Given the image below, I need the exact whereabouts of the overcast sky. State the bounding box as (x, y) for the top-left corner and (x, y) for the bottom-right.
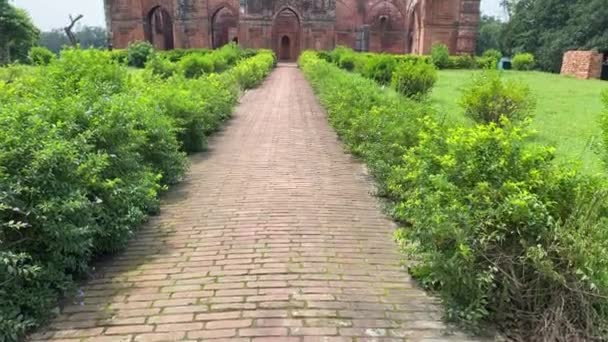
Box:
(12, 0), (505, 31)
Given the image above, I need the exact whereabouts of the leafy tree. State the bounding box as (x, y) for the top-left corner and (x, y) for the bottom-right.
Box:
(0, 0), (40, 64)
(40, 26), (107, 54)
(476, 16), (505, 56)
(503, 0), (608, 72)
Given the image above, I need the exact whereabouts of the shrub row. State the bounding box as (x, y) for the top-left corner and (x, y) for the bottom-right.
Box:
(123, 41), (252, 80)
(0, 48), (275, 341)
(321, 47), (437, 99)
(299, 51), (608, 341)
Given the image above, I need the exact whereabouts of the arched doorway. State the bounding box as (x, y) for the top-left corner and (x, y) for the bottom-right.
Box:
(147, 6), (174, 50)
(280, 35), (291, 60)
(273, 8), (300, 61)
(211, 6), (238, 49)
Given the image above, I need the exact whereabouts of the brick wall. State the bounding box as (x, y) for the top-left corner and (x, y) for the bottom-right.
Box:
(106, 0), (481, 55)
(560, 50), (603, 79)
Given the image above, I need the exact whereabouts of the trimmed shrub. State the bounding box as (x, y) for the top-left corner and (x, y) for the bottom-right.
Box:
(0, 64), (34, 83)
(159, 48), (211, 62)
(299, 51), (428, 191)
(210, 55), (228, 72)
(338, 53), (356, 71)
(317, 50), (332, 62)
(475, 56), (497, 70)
(0, 47), (275, 342)
(389, 121), (608, 339)
(447, 55), (478, 69)
(146, 55), (177, 78)
(431, 43), (450, 69)
(180, 54), (215, 78)
(215, 42), (241, 66)
(482, 49), (502, 64)
(391, 61), (437, 99)
(363, 54), (397, 85)
(459, 70), (535, 125)
(27, 47), (55, 66)
(302, 49), (608, 340)
(232, 50), (276, 90)
(126, 41), (155, 68)
(512, 52), (536, 71)
(108, 49), (128, 64)
(327, 46), (358, 71)
(396, 54), (432, 66)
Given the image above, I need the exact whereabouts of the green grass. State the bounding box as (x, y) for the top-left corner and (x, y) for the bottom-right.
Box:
(430, 69), (608, 174)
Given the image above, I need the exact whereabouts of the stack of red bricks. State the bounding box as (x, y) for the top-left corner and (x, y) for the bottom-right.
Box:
(560, 50), (603, 79)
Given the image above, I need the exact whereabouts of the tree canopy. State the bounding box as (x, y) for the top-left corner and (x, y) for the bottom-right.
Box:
(0, 0), (40, 64)
(40, 26), (107, 54)
(483, 0), (608, 72)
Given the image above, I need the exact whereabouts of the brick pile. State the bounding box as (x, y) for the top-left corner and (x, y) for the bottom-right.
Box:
(560, 50), (603, 79)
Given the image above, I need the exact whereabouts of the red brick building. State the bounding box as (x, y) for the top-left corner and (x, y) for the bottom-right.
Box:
(103, 0), (481, 59)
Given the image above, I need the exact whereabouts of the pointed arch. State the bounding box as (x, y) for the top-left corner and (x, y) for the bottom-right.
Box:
(211, 5), (239, 48)
(272, 7), (301, 60)
(146, 6), (174, 50)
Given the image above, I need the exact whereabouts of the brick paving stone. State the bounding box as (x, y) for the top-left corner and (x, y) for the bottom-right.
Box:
(28, 64), (482, 341)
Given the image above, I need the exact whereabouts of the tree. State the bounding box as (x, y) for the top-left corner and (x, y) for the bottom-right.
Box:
(40, 26), (107, 54)
(503, 0), (608, 72)
(475, 16), (506, 56)
(0, 0), (40, 64)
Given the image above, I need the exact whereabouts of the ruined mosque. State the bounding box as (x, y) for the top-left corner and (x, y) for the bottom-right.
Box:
(103, 0), (481, 60)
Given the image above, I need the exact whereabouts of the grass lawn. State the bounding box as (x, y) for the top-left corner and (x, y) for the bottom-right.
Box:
(430, 70), (608, 174)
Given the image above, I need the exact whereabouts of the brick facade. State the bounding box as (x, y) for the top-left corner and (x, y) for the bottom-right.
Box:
(104, 0), (481, 59)
(560, 50), (603, 80)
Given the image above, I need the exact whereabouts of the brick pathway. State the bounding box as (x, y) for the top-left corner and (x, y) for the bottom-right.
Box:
(31, 64), (476, 342)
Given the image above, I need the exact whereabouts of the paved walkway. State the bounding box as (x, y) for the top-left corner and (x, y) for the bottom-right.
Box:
(31, 64), (474, 342)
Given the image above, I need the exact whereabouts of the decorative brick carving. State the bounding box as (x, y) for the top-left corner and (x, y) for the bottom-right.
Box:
(104, 0), (480, 58)
(561, 50), (603, 80)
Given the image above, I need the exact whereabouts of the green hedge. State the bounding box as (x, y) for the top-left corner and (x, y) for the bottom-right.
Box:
(322, 46), (496, 76)
(0, 48), (275, 341)
(300, 51), (608, 340)
(298, 51), (428, 192)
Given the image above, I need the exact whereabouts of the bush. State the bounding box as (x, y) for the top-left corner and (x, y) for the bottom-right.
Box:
(299, 51), (428, 191)
(512, 52), (536, 71)
(391, 61), (437, 99)
(395, 54), (432, 66)
(328, 46), (357, 71)
(159, 48), (211, 62)
(108, 49), (128, 64)
(232, 50), (276, 90)
(317, 50), (332, 62)
(389, 121), (608, 339)
(475, 56), (497, 70)
(459, 70), (535, 125)
(447, 55), (478, 69)
(126, 41), (155, 68)
(482, 49), (502, 63)
(363, 54), (397, 85)
(27, 47), (55, 66)
(179, 54), (214, 78)
(431, 43), (450, 69)
(145, 55), (177, 78)
(215, 42), (241, 66)
(0, 47), (275, 341)
(338, 53), (356, 71)
(302, 49), (608, 340)
(0, 64), (34, 83)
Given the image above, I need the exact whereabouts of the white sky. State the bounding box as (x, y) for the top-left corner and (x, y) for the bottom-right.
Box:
(12, 0), (505, 31)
